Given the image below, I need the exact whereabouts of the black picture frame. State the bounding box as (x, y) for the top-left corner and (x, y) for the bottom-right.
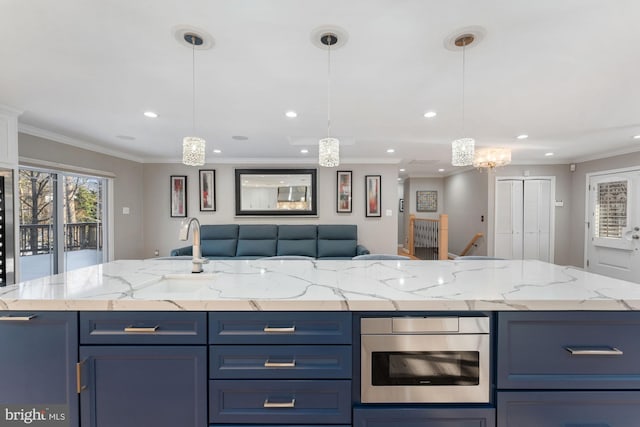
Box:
(170, 175), (187, 217)
(365, 175), (382, 217)
(337, 170), (353, 213)
(199, 169), (216, 211)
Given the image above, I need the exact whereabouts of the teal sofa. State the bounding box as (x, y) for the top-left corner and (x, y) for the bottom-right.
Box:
(170, 224), (369, 260)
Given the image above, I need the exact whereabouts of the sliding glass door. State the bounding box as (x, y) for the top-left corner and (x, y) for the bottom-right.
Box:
(19, 168), (108, 282)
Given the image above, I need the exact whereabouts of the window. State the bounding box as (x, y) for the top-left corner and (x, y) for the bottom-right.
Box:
(595, 180), (627, 239)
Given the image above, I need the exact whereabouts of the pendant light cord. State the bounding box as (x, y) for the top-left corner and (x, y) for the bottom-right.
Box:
(461, 39), (466, 137)
(327, 37), (332, 138)
(191, 35), (196, 134)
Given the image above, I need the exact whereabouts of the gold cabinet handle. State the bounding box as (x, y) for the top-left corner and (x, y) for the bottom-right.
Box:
(124, 325), (159, 333)
(565, 346), (623, 356)
(263, 326), (295, 333)
(264, 360), (296, 368)
(263, 398), (296, 408)
(0, 314), (37, 321)
(76, 360), (87, 394)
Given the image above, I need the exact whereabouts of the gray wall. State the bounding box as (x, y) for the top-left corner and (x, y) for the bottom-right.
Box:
(18, 133), (145, 260)
(569, 152), (640, 268)
(443, 170), (489, 256)
(142, 163), (399, 257)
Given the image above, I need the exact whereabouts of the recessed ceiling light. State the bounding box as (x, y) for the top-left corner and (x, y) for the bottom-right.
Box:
(399, 168), (406, 172)
(438, 168), (445, 172)
(386, 148), (395, 153)
(213, 149), (222, 154)
(300, 149), (309, 154)
(633, 135), (640, 140)
(516, 134), (528, 140)
(424, 111), (437, 118)
(285, 111), (298, 118)
(143, 111), (158, 118)
(545, 152), (554, 157)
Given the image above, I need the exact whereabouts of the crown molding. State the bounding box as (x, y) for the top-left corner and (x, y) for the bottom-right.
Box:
(141, 156), (403, 165)
(0, 104), (23, 117)
(571, 145), (640, 164)
(18, 124), (145, 163)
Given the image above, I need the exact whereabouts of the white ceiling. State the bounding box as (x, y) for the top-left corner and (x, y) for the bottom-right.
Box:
(1, 0), (640, 177)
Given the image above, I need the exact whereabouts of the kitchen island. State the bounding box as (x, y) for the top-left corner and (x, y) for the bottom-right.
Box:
(1, 258), (639, 311)
(2, 259), (640, 427)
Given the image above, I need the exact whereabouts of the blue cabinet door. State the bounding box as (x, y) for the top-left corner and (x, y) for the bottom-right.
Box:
(80, 346), (207, 427)
(353, 406), (495, 427)
(0, 311), (78, 427)
(498, 391), (640, 427)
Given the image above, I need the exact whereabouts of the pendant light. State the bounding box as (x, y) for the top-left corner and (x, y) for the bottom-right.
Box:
(318, 32), (339, 168)
(451, 34), (475, 167)
(182, 33), (206, 166)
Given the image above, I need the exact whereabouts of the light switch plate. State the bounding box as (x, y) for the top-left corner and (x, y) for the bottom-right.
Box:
(122, 207), (130, 215)
(385, 209), (393, 216)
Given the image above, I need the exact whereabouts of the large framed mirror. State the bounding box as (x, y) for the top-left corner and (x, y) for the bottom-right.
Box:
(235, 168), (317, 216)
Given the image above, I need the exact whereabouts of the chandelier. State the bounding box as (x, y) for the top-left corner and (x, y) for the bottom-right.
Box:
(473, 147), (512, 169)
(182, 33), (206, 166)
(318, 32), (339, 167)
(451, 34), (475, 167)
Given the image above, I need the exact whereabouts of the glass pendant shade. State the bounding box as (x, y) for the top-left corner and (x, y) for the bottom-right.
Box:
(451, 138), (475, 166)
(182, 136), (206, 166)
(473, 147), (511, 169)
(319, 137), (340, 167)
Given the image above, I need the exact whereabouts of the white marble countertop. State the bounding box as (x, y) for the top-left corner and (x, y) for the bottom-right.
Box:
(1, 258), (639, 311)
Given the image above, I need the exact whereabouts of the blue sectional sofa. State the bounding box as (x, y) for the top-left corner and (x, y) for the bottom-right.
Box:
(170, 224), (370, 260)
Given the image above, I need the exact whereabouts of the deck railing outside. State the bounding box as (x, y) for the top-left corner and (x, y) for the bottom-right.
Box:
(20, 222), (102, 256)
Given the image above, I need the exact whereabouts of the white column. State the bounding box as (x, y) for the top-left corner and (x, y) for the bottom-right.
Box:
(0, 104), (22, 167)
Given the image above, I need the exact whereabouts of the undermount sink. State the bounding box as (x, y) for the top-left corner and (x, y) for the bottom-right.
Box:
(135, 273), (217, 296)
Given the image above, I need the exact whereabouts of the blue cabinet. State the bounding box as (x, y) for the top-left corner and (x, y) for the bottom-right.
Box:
(498, 391), (640, 426)
(497, 311), (640, 389)
(209, 311), (352, 426)
(79, 312), (207, 427)
(353, 407), (495, 427)
(0, 311), (78, 427)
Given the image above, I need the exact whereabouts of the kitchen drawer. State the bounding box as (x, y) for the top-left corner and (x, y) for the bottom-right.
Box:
(497, 311), (640, 389)
(80, 311), (206, 344)
(354, 406), (495, 427)
(209, 379), (351, 424)
(497, 391), (640, 426)
(209, 312), (352, 344)
(210, 345), (352, 379)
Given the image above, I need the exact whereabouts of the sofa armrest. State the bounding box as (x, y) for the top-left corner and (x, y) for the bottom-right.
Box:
(356, 244), (370, 256)
(170, 246), (193, 256)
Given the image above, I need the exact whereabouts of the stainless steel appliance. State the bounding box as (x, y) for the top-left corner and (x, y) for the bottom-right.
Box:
(361, 316), (490, 403)
(0, 169), (15, 286)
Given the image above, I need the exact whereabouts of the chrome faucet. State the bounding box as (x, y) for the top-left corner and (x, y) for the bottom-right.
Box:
(179, 217), (209, 273)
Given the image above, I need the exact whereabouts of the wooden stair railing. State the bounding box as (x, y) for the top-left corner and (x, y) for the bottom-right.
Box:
(408, 214), (448, 260)
(459, 232), (484, 257)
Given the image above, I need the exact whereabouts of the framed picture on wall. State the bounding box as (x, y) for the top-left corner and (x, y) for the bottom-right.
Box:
(365, 175), (382, 217)
(416, 190), (437, 212)
(336, 170), (352, 213)
(170, 175), (187, 217)
(199, 169), (216, 211)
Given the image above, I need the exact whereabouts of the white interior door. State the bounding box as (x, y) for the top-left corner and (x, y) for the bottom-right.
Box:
(495, 180), (523, 259)
(523, 180), (551, 262)
(587, 170), (640, 282)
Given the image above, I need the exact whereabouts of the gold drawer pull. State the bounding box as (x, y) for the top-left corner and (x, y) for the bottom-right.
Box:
(0, 314), (37, 321)
(565, 346), (623, 356)
(263, 326), (296, 333)
(264, 360), (296, 368)
(76, 360), (87, 394)
(263, 398), (296, 408)
(124, 325), (159, 333)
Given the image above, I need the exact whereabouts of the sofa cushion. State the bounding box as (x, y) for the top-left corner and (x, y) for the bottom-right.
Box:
(317, 225), (357, 258)
(200, 225), (239, 257)
(236, 224), (278, 257)
(277, 225), (317, 257)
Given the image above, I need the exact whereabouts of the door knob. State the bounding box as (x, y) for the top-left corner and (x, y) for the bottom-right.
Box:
(634, 226), (640, 232)
(633, 235), (640, 240)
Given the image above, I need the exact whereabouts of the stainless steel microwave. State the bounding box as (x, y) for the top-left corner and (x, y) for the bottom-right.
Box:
(360, 316), (490, 403)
